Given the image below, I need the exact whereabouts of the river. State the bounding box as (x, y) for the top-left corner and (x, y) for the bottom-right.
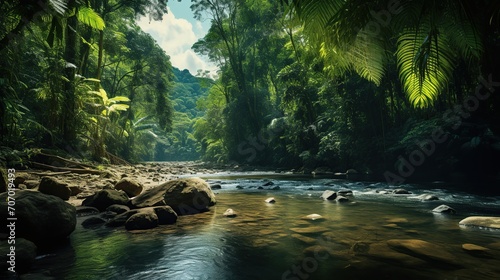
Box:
(29, 172), (500, 279)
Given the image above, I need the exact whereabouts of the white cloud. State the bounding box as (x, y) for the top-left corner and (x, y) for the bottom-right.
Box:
(137, 8), (217, 76)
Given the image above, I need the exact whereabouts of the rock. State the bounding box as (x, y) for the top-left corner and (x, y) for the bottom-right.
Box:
(82, 189), (129, 211)
(210, 184), (222, 190)
(271, 186), (280, 190)
(462, 243), (492, 257)
(338, 189), (353, 196)
(75, 206), (100, 216)
(265, 197), (276, 203)
(114, 178), (143, 197)
(304, 214), (323, 221)
(290, 226), (329, 234)
(392, 189), (411, 194)
(257, 186), (264, 190)
(107, 206), (177, 227)
(312, 167), (332, 175)
(130, 178), (216, 215)
(459, 216), (500, 230)
(153, 206), (177, 225)
(23, 180), (39, 189)
(0, 190), (76, 246)
(0, 238), (37, 272)
(321, 190), (337, 200)
(263, 181), (274, 186)
(81, 217), (106, 228)
(223, 208), (237, 217)
(69, 186), (83, 196)
(106, 204), (130, 214)
(125, 208), (158, 230)
(336, 195), (349, 202)
(100, 211), (118, 219)
(236, 185), (244, 189)
(413, 194), (439, 201)
(432, 205), (456, 214)
(386, 239), (462, 267)
(291, 234), (317, 244)
(38, 177), (72, 200)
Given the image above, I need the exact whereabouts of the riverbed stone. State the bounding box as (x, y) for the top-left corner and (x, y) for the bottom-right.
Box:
(106, 204), (130, 214)
(304, 214), (323, 221)
(38, 177), (72, 200)
(223, 208), (237, 217)
(114, 178), (143, 197)
(336, 195), (349, 202)
(338, 189), (353, 196)
(75, 206), (100, 216)
(82, 189), (129, 211)
(386, 239), (462, 267)
(210, 184), (222, 190)
(462, 243), (492, 258)
(125, 208), (158, 230)
(414, 194), (439, 201)
(321, 190), (337, 200)
(290, 226), (329, 234)
(81, 217), (106, 228)
(153, 206), (177, 224)
(265, 197), (276, 203)
(459, 216), (500, 230)
(0, 238), (37, 272)
(432, 205), (456, 214)
(0, 190), (76, 246)
(130, 177), (216, 215)
(392, 189), (411, 195)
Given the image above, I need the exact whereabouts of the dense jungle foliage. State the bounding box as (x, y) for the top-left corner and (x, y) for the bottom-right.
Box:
(1, 0), (500, 186)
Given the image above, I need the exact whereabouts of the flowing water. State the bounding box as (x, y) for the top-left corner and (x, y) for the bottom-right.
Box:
(28, 173), (500, 279)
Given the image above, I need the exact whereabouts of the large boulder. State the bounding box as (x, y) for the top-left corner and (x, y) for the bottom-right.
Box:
(114, 178), (143, 197)
(82, 189), (129, 211)
(0, 190), (76, 246)
(130, 177), (216, 215)
(38, 177), (72, 200)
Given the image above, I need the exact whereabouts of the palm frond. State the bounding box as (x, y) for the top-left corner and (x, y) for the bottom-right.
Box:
(77, 7), (105, 31)
(48, 0), (68, 15)
(348, 32), (386, 85)
(397, 25), (455, 108)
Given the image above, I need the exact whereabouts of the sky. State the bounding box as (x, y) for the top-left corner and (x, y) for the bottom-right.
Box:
(136, 1), (217, 76)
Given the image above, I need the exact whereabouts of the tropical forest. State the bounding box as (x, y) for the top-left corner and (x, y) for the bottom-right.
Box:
(1, 1), (500, 279)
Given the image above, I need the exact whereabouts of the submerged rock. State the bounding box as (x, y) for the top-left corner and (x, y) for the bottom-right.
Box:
(412, 194), (439, 201)
(432, 205), (456, 214)
(386, 239), (462, 267)
(459, 216), (500, 230)
(81, 217), (106, 228)
(210, 184), (222, 190)
(0, 190), (76, 246)
(107, 206), (177, 228)
(106, 204), (130, 214)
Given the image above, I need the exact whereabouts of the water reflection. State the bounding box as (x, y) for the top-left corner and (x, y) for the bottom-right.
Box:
(28, 176), (500, 279)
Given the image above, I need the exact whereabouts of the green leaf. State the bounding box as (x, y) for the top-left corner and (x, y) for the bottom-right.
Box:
(77, 7), (105, 31)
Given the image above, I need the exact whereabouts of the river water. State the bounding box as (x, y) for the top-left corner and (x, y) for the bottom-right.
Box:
(30, 173), (500, 279)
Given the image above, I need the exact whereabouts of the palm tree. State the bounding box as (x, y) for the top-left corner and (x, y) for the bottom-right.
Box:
(282, 0), (499, 108)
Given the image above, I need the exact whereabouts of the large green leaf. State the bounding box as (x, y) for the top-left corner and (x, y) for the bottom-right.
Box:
(77, 7), (105, 31)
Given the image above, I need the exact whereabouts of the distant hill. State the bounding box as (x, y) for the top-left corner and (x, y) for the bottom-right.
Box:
(155, 67), (211, 161)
